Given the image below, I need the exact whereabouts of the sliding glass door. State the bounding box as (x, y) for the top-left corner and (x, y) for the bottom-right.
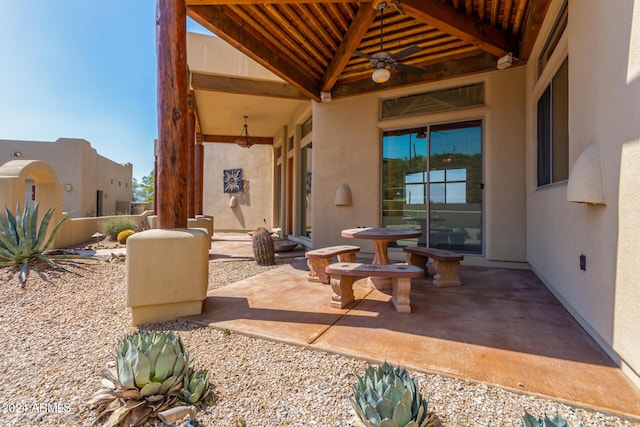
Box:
(382, 120), (482, 254)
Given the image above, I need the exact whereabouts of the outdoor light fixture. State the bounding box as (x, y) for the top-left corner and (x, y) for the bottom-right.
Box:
(416, 130), (427, 139)
(234, 115), (253, 148)
(497, 52), (513, 70)
(372, 67), (391, 83)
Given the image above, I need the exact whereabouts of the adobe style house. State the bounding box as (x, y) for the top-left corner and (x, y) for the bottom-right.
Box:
(151, 0), (640, 390)
(0, 138), (133, 217)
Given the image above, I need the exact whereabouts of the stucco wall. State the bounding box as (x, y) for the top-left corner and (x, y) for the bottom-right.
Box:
(202, 143), (273, 231)
(311, 69), (527, 263)
(525, 0), (640, 380)
(0, 138), (132, 217)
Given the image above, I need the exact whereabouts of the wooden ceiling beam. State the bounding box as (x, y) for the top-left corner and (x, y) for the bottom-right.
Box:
(331, 52), (498, 98)
(321, 2), (376, 92)
(397, 0), (518, 57)
(519, 0), (553, 60)
(188, 5), (321, 101)
(187, 0), (354, 4)
(202, 134), (274, 145)
(191, 72), (309, 99)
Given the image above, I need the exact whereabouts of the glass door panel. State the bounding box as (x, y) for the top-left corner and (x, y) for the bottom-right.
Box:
(428, 120), (482, 253)
(382, 120), (482, 254)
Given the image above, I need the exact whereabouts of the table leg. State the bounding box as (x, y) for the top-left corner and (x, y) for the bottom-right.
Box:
(370, 239), (392, 289)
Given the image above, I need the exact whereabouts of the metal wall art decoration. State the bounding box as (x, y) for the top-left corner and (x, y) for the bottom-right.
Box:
(223, 168), (243, 193)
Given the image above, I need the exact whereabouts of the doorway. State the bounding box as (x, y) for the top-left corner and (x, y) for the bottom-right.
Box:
(382, 120), (483, 254)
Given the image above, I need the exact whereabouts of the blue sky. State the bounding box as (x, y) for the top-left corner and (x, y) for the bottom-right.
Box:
(0, 1), (210, 181)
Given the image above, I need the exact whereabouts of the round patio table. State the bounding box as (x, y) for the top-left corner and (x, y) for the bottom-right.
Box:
(341, 227), (422, 288)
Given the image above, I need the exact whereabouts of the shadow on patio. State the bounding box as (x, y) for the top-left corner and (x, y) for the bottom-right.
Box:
(187, 234), (640, 420)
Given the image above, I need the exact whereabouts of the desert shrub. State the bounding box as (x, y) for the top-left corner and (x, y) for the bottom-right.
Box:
(117, 229), (135, 244)
(101, 217), (139, 240)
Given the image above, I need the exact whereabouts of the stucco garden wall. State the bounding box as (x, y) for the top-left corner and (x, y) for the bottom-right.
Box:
(311, 68), (527, 264)
(525, 0), (640, 384)
(0, 138), (132, 217)
(202, 143), (273, 231)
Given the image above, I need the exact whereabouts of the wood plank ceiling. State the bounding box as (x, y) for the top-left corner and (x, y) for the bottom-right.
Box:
(187, 0), (551, 102)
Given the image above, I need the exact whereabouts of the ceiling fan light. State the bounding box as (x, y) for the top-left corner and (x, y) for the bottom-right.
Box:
(372, 67), (391, 83)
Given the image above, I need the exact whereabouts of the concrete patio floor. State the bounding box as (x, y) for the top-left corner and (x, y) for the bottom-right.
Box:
(187, 233), (640, 420)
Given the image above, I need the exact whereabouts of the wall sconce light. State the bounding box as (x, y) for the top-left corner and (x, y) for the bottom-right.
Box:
(10, 151), (22, 157)
(229, 195), (238, 208)
(334, 183), (353, 206)
(64, 184), (72, 191)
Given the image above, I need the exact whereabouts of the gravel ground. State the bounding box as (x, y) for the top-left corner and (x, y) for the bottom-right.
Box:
(0, 258), (638, 427)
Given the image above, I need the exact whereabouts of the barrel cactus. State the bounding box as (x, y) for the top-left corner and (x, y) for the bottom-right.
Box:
(88, 331), (210, 426)
(351, 362), (433, 427)
(117, 229), (135, 244)
(252, 227), (275, 266)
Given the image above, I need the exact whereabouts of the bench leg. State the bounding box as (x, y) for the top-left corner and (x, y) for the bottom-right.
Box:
(337, 252), (356, 263)
(330, 275), (355, 309)
(405, 253), (429, 275)
(307, 258), (331, 284)
(391, 277), (411, 313)
(432, 260), (461, 287)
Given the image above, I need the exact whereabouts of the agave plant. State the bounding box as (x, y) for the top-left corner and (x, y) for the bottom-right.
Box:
(522, 411), (584, 427)
(351, 361), (433, 427)
(0, 202), (76, 286)
(88, 331), (211, 427)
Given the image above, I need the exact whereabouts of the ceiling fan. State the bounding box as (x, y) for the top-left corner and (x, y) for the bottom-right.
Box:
(352, 0), (426, 83)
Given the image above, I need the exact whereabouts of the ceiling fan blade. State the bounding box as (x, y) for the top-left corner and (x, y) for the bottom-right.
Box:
(391, 45), (421, 61)
(395, 63), (427, 75)
(353, 50), (374, 60)
(339, 65), (374, 77)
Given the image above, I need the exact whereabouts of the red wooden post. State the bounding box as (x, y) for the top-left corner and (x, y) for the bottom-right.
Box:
(194, 140), (204, 215)
(156, 0), (188, 229)
(187, 96), (196, 218)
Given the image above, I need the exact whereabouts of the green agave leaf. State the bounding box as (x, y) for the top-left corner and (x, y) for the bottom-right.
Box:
(392, 400), (412, 427)
(364, 403), (381, 425)
(375, 396), (394, 420)
(159, 375), (178, 394)
(139, 381), (162, 397)
(39, 209), (69, 253)
(545, 414), (569, 427)
(132, 349), (151, 387)
(117, 357), (136, 389)
(522, 411), (540, 427)
(380, 419), (400, 427)
(146, 342), (161, 378)
(154, 342), (177, 380)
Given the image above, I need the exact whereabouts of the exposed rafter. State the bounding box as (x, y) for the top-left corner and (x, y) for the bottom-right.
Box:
(320, 2), (376, 92)
(188, 5), (321, 101)
(396, 0), (518, 57)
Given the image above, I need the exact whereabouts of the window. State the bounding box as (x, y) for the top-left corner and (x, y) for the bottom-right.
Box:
(537, 58), (569, 186)
(538, 2), (567, 77)
(301, 116), (312, 138)
(382, 83), (484, 119)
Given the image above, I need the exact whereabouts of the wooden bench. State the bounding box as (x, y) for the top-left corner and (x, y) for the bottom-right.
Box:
(403, 247), (464, 287)
(304, 245), (360, 283)
(324, 263), (424, 313)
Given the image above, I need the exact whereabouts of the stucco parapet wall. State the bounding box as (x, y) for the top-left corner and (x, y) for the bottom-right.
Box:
(126, 228), (209, 326)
